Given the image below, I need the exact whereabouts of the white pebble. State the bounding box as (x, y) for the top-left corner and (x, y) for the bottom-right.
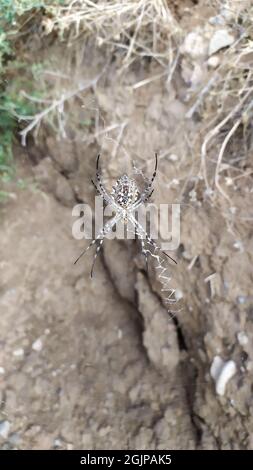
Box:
(13, 348), (24, 358)
(233, 240), (244, 252)
(175, 289), (183, 301)
(209, 29), (235, 56)
(181, 32), (207, 59)
(0, 367), (5, 375)
(210, 355), (224, 381)
(168, 154), (178, 162)
(237, 331), (248, 347)
(0, 420), (10, 439)
(207, 55), (220, 69)
(209, 15), (225, 26)
(210, 356), (236, 396)
(54, 438), (62, 448)
(32, 338), (43, 352)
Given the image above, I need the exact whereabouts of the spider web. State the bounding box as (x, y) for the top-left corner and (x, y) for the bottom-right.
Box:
(126, 221), (181, 321)
(81, 97), (182, 321)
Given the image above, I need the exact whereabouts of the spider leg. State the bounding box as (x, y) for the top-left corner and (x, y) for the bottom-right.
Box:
(141, 153), (157, 200)
(129, 154), (158, 212)
(74, 213), (121, 265)
(91, 179), (109, 206)
(150, 152), (158, 185)
(129, 214), (177, 265)
(144, 188), (154, 202)
(94, 154), (120, 210)
(130, 188), (154, 212)
(90, 239), (104, 278)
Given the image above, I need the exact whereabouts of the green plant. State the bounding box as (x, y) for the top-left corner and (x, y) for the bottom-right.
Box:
(0, 0), (50, 182)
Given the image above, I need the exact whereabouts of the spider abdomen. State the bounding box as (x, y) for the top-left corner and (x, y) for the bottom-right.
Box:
(111, 175), (139, 208)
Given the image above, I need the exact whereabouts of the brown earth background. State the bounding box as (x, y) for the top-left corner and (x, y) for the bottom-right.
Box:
(0, 0), (253, 449)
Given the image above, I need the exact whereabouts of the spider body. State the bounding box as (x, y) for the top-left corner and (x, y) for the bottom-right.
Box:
(111, 175), (139, 221)
(74, 153), (177, 277)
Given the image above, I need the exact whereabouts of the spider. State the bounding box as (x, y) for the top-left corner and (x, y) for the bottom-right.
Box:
(74, 153), (177, 277)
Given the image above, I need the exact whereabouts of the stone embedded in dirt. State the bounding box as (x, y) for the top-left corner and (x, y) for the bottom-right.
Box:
(54, 438), (63, 448)
(209, 15), (226, 26)
(210, 356), (237, 396)
(237, 331), (248, 347)
(207, 55), (220, 68)
(168, 154), (178, 162)
(181, 31), (208, 59)
(0, 421), (10, 439)
(0, 367), (5, 375)
(208, 29), (235, 55)
(32, 338), (43, 352)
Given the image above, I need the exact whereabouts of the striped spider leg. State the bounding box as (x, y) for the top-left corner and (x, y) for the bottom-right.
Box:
(74, 212), (122, 276)
(130, 153), (157, 211)
(129, 155), (177, 265)
(128, 212), (177, 265)
(92, 154), (119, 211)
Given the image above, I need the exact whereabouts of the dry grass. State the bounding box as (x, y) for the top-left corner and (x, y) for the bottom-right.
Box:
(47, 0), (181, 71)
(196, 3), (253, 206)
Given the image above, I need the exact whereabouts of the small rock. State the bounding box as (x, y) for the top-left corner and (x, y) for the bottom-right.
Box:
(210, 356), (236, 396)
(168, 154), (178, 162)
(54, 438), (62, 448)
(209, 15), (225, 26)
(13, 348), (24, 358)
(237, 331), (248, 347)
(0, 367), (5, 375)
(233, 240), (244, 252)
(207, 55), (220, 69)
(209, 29), (235, 56)
(181, 32), (208, 59)
(237, 295), (247, 304)
(175, 289), (183, 301)
(32, 338), (43, 352)
(210, 356), (224, 381)
(0, 421), (10, 439)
